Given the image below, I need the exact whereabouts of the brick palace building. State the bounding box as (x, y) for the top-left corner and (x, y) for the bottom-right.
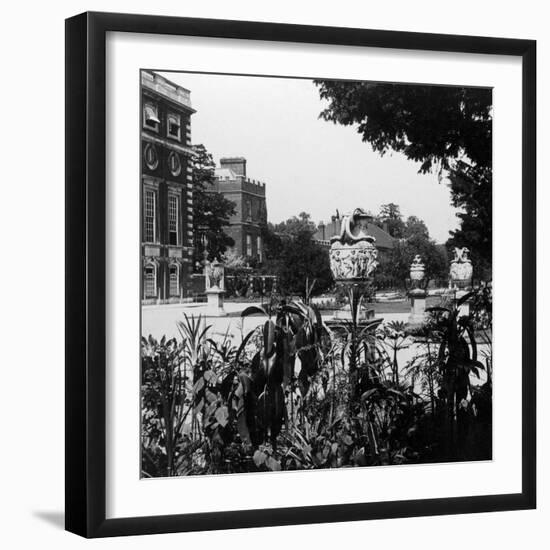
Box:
(141, 71), (196, 304)
(212, 157), (267, 264)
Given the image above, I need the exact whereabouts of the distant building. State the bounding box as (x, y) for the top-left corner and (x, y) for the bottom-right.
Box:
(141, 71), (196, 304)
(314, 213), (395, 250)
(212, 157), (267, 263)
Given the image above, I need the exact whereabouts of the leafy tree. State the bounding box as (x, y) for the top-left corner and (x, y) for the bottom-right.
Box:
(375, 203), (405, 238)
(272, 211), (317, 236)
(445, 163), (492, 279)
(259, 213), (332, 297)
(315, 81), (492, 270)
(404, 215), (429, 239)
(407, 233), (447, 282)
(277, 230), (333, 297)
(381, 237), (446, 288)
(375, 210), (446, 287)
(260, 222), (284, 264)
(192, 144), (236, 262)
(380, 203), (401, 218)
(260, 218), (332, 297)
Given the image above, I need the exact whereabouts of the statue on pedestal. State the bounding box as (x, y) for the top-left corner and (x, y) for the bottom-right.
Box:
(206, 260), (224, 290)
(204, 260), (226, 317)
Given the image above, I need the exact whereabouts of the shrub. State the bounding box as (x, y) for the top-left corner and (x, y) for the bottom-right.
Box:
(141, 288), (493, 476)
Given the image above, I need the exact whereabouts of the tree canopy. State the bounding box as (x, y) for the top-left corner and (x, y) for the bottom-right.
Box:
(374, 202), (405, 238)
(272, 211), (317, 236)
(276, 229), (333, 298)
(261, 213), (332, 297)
(403, 215), (429, 240)
(315, 81), (492, 275)
(374, 206), (447, 288)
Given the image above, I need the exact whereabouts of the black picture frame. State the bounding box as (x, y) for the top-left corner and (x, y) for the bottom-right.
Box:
(65, 11), (536, 538)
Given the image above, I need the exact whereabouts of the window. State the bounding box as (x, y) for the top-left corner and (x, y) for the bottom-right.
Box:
(169, 264), (179, 297)
(168, 152), (181, 177)
(257, 235), (262, 263)
(245, 200), (252, 220)
(144, 189), (156, 242)
(144, 143), (158, 170)
(246, 234), (252, 257)
(167, 113), (181, 140)
(168, 194), (179, 245)
(144, 264), (156, 298)
(143, 103), (160, 131)
(259, 201), (267, 222)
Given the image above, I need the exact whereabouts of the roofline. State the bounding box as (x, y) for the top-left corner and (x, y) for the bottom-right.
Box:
(141, 70), (196, 114)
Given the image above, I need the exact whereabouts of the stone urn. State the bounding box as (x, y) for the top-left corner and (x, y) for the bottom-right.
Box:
(326, 208), (381, 331)
(407, 255), (427, 328)
(409, 254), (425, 283)
(329, 208), (379, 282)
(449, 247), (473, 289)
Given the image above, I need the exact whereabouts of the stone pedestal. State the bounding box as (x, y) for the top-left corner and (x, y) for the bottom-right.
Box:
(205, 287), (226, 317)
(408, 288), (427, 327)
(455, 290), (470, 318)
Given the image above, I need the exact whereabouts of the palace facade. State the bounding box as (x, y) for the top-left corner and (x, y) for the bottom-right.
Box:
(141, 71), (196, 304)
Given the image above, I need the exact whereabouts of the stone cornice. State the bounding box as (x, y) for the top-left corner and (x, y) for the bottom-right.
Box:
(142, 132), (195, 156)
(141, 71), (196, 114)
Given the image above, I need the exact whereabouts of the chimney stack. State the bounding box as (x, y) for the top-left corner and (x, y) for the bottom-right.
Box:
(220, 157), (247, 177)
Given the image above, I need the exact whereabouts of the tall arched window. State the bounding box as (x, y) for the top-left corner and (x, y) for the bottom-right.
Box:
(144, 263), (157, 298)
(169, 264), (179, 297)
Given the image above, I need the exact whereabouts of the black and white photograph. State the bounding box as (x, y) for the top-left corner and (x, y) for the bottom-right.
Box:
(0, 0), (544, 545)
(140, 70), (493, 478)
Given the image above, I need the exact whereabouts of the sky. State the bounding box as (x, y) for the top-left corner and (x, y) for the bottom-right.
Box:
(158, 71), (460, 243)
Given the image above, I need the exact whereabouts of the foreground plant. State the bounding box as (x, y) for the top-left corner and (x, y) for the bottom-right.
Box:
(141, 286), (493, 476)
(426, 290), (487, 458)
(141, 335), (189, 477)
